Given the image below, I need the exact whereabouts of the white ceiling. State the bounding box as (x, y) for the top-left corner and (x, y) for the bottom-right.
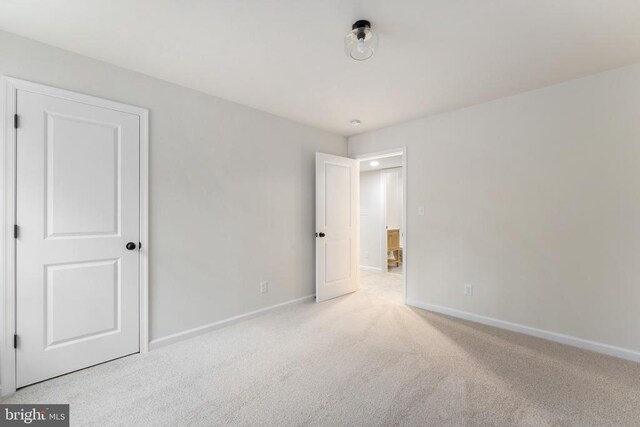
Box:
(360, 155), (403, 172)
(2, 1), (640, 136)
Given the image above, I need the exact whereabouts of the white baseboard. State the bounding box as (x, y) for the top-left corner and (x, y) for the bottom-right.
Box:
(406, 299), (640, 363)
(359, 265), (383, 272)
(149, 294), (315, 350)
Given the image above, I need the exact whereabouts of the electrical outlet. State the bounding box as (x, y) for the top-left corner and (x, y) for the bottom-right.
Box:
(417, 206), (425, 216)
(260, 281), (268, 294)
(464, 285), (473, 296)
(363, 251), (369, 259)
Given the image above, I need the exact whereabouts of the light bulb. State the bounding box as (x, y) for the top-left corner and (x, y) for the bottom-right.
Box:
(344, 20), (378, 61)
(370, 161), (380, 167)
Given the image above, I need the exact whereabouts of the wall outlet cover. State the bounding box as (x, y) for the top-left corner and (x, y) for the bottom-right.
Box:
(260, 281), (268, 294)
(464, 285), (473, 296)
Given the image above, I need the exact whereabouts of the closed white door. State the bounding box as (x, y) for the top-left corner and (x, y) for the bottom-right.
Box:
(16, 89), (140, 387)
(315, 153), (359, 302)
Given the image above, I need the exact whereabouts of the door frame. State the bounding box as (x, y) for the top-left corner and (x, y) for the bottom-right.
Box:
(0, 76), (149, 396)
(354, 147), (407, 303)
(380, 170), (388, 273)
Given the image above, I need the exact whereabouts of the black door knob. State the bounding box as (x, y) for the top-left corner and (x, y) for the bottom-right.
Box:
(126, 242), (137, 250)
(319, 232), (326, 238)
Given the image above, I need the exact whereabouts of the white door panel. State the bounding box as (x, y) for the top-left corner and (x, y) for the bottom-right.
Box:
(45, 113), (121, 237)
(315, 153), (359, 302)
(16, 89), (140, 387)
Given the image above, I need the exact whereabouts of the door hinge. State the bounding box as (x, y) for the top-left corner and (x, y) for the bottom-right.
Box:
(13, 224), (18, 239)
(13, 334), (17, 349)
(14, 114), (18, 129)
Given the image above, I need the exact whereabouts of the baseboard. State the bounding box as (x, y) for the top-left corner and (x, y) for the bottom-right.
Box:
(359, 265), (383, 272)
(149, 294), (315, 350)
(406, 299), (640, 363)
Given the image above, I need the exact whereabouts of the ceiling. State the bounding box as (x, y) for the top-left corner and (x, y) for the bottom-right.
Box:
(360, 155), (403, 172)
(1, 1), (640, 136)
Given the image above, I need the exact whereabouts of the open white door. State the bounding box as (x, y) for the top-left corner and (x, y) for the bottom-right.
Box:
(315, 153), (359, 302)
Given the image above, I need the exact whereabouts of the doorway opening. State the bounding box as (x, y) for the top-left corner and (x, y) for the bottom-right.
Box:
(356, 149), (407, 301)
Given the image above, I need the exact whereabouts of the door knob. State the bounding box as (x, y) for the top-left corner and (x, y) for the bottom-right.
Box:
(318, 232), (326, 238)
(126, 242), (137, 250)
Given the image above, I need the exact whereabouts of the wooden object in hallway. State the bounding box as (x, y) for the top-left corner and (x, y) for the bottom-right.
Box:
(387, 229), (400, 268)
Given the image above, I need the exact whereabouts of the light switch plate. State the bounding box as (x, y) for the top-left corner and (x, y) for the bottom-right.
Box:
(417, 206), (425, 216)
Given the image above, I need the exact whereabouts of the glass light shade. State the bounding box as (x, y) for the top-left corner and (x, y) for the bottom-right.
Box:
(344, 26), (378, 61)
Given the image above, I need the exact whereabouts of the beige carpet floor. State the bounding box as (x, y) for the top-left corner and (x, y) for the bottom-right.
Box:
(388, 265), (403, 275)
(3, 270), (640, 426)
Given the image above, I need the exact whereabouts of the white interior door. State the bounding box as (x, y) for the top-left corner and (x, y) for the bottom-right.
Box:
(315, 153), (359, 302)
(15, 89), (140, 387)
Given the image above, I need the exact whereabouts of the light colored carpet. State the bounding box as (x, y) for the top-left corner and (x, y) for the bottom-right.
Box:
(3, 270), (640, 426)
(388, 265), (403, 275)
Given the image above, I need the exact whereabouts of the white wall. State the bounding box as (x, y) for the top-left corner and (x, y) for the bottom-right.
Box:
(0, 31), (346, 345)
(359, 171), (383, 270)
(349, 63), (640, 355)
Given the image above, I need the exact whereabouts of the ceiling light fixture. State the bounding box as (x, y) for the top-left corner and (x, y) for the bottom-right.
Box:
(350, 119), (362, 126)
(344, 20), (378, 61)
(369, 161), (380, 167)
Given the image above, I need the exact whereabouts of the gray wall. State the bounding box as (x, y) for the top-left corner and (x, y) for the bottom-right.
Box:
(0, 31), (346, 342)
(349, 63), (640, 354)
